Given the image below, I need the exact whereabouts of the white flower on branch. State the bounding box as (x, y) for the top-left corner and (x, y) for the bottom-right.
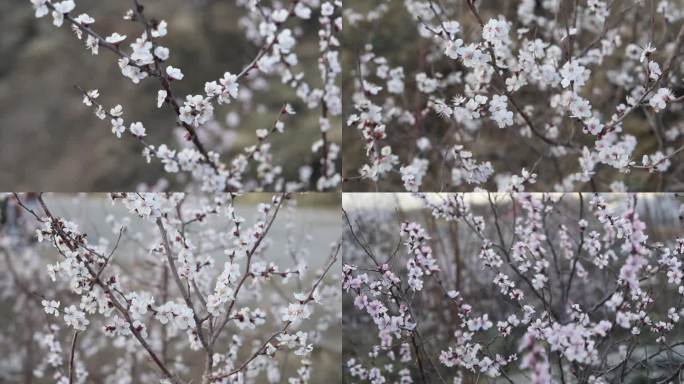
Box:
(165, 66), (184, 80)
(105, 32), (126, 44)
(129, 122), (146, 137)
(42, 299), (61, 316)
(51, 0), (75, 27)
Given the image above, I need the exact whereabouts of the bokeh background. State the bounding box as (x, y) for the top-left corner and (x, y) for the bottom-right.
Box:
(0, 0), (341, 191)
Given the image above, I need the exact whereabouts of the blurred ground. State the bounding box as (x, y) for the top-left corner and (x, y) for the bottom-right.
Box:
(0, 0), (340, 191)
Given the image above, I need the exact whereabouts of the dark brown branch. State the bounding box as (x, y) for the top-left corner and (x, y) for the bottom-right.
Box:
(68, 332), (79, 384)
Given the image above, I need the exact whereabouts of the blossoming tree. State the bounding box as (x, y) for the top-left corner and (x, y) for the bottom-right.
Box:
(0, 192), (341, 383)
(343, 193), (684, 383)
(343, 0), (684, 192)
(27, 0), (341, 192)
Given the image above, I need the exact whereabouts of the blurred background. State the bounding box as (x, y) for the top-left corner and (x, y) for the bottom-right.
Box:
(342, 193), (684, 383)
(0, 0), (341, 191)
(342, 0), (684, 192)
(0, 193), (342, 383)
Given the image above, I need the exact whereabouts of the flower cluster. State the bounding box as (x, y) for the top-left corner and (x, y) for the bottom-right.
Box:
(0, 193), (340, 384)
(343, 192), (684, 383)
(28, 0), (342, 192)
(344, 0), (684, 191)
(399, 222), (440, 291)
